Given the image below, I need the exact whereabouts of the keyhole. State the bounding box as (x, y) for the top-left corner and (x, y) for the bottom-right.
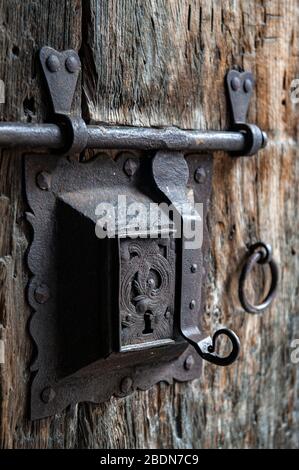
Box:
(142, 312), (153, 335)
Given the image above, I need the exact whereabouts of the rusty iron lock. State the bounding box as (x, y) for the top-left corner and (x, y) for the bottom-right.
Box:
(0, 47), (272, 419)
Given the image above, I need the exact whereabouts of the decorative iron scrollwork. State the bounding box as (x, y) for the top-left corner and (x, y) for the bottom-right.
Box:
(120, 239), (175, 347)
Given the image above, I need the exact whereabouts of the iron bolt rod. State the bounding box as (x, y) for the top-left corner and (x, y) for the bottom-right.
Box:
(0, 121), (263, 153)
(87, 126), (249, 152)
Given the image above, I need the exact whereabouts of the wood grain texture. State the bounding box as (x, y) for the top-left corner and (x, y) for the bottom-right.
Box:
(0, 0), (298, 448)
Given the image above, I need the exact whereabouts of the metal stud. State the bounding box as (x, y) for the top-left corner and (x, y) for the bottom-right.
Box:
(124, 158), (138, 177)
(36, 171), (51, 191)
(184, 355), (195, 371)
(231, 76), (241, 91)
(41, 386), (55, 404)
(244, 78), (253, 93)
(194, 167), (206, 184)
(120, 376), (133, 394)
(34, 284), (50, 304)
(46, 54), (60, 73)
(65, 55), (80, 74)
(191, 263), (197, 273)
(164, 310), (171, 319)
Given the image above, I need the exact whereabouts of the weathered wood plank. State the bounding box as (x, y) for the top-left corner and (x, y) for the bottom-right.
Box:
(0, 0), (82, 449)
(80, 0), (299, 449)
(0, 0), (298, 448)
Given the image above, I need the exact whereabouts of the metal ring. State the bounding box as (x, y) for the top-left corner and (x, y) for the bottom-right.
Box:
(239, 242), (279, 314)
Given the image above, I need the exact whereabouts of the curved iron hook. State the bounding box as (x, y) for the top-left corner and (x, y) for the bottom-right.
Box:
(189, 328), (240, 366)
(239, 242), (279, 314)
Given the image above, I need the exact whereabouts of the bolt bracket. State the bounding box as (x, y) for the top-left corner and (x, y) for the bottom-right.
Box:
(226, 70), (254, 125)
(40, 46), (81, 115)
(39, 46), (88, 155)
(226, 70), (267, 155)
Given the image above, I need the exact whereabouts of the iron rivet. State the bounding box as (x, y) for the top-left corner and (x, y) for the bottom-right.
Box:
(189, 300), (196, 310)
(244, 78), (253, 93)
(41, 386), (55, 404)
(120, 376), (133, 394)
(191, 263), (197, 273)
(65, 55), (80, 73)
(36, 171), (52, 191)
(165, 310), (171, 319)
(231, 76), (241, 91)
(34, 284), (50, 304)
(124, 158), (138, 177)
(184, 355), (195, 371)
(46, 54), (61, 73)
(194, 167), (206, 184)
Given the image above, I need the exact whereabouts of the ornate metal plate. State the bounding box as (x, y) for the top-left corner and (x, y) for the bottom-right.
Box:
(25, 151), (212, 420)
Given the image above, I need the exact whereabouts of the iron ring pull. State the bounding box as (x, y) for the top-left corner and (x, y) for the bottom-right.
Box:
(239, 242), (279, 314)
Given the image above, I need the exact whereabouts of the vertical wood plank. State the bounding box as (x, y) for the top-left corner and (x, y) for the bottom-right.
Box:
(0, 0), (82, 448)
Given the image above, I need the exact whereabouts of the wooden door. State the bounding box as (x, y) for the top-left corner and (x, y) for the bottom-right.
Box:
(0, 0), (298, 448)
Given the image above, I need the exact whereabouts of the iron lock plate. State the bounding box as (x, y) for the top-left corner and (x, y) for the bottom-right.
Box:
(25, 150), (212, 420)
